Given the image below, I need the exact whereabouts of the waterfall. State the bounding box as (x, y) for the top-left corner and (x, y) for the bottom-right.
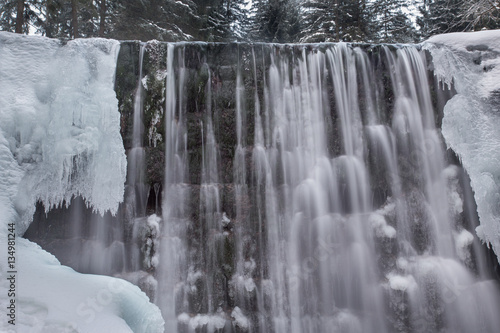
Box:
(156, 44), (189, 332)
(14, 33), (500, 333)
(129, 42), (498, 332)
(127, 43), (149, 219)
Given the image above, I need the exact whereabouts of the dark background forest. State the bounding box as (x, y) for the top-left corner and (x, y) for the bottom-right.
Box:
(1, 0), (499, 43)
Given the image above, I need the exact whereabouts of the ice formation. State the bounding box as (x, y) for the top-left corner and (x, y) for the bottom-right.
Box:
(0, 32), (126, 232)
(424, 30), (500, 258)
(0, 32), (163, 332)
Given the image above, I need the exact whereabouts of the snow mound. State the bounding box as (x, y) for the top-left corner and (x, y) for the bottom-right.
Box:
(12, 238), (164, 333)
(424, 30), (500, 260)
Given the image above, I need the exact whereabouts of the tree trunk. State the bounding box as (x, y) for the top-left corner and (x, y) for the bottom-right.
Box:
(99, 0), (106, 37)
(335, 0), (340, 41)
(45, 0), (54, 38)
(71, 0), (79, 38)
(15, 0), (24, 33)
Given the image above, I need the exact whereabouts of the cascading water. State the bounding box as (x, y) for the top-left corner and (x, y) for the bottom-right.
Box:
(256, 44), (386, 333)
(149, 42), (500, 332)
(127, 43), (149, 219)
(13, 32), (500, 333)
(156, 44), (189, 332)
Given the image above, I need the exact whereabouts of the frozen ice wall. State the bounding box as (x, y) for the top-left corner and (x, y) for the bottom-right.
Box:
(0, 32), (163, 332)
(0, 32), (126, 233)
(424, 30), (500, 260)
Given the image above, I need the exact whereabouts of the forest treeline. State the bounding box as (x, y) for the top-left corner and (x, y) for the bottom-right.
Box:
(1, 0), (499, 43)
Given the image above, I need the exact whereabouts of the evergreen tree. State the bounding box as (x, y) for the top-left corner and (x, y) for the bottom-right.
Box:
(369, 0), (418, 42)
(19, 0), (102, 38)
(77, 0), (102, 38)
(299, 0), (338, 42)
(341, 0), (369, 41)
(418, 0), (468, 37)
(6, 0), (490, 43)
(299, 0), (368, 43)
(250, 0), (301, 42)
(40, 0), (72, 37)
(196, 0), (249, 41)
(0, 0), (41, 33)
(109, 0), (200, 41)
(0, 0), (19, 31)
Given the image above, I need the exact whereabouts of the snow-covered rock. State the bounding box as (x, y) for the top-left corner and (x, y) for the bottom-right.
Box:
(424, 30), (500, 260)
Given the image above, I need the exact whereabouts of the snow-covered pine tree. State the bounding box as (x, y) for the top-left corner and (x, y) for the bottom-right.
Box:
(0, 0), (42, 34)
(299, 0), (368, 42)
(0, 0), (20, 32)
(197, 0), (250, 41)
(250, 0), (301, 42)
(299, 0), (338, 42)
(368, 0), (418, 42)
(418, 0), (468, 37)
(109, 0), (200, 41)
